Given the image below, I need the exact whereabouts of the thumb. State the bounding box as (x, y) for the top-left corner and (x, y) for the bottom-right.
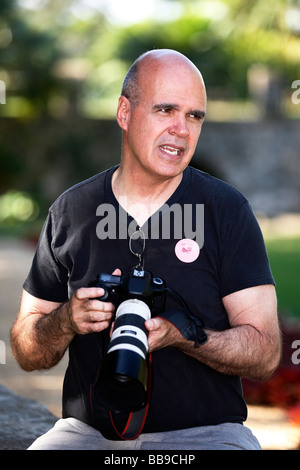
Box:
(112, 268), (122, 275)
(145, 317), (164, 331)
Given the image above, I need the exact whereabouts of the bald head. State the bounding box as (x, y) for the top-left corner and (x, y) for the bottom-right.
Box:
(137, 49), (201, 71)
(121, 49), (206, 108)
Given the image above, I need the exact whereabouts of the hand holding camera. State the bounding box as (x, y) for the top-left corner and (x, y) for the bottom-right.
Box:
(89, 268), (207, 413)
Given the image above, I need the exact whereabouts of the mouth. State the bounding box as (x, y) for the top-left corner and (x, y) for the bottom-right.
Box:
(159, 145), (183, 157)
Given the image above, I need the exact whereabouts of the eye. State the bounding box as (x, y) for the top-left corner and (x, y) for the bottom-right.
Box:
(188, 112), (202, 121)
(153, 104), (175, 115)
(159, 107), (171, 114)
(187, 111), (205, 122)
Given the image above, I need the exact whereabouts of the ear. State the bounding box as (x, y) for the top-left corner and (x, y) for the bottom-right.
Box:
(116, 96), (131, 131)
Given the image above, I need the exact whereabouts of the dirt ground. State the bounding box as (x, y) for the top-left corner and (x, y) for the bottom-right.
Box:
(1, 235), (300, 450)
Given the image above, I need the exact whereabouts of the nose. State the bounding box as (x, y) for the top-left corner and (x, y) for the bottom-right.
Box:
(168, 115), (190, 138)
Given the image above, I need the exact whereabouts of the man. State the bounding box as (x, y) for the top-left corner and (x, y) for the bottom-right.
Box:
(11, 49), (281, 450)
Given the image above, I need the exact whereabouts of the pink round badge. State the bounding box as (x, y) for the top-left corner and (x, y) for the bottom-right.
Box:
(175, 239), (200, 263)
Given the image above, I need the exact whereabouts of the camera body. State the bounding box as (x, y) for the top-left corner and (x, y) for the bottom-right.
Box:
(90, 268), (166, 315)
(89, 268), (166, 412)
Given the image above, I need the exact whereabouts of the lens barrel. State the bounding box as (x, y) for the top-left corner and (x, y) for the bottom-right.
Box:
(95, 299), (151, 412)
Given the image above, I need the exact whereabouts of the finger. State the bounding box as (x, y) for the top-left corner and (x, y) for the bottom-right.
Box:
(74, 287), (105, 300)
(109, 321), (115, 337)
(145, 317), (164, 331)
(85, 309), (113, 323)
(85, 320), (112, 334)
(112, 268), (122, 276)
(77, 317), (112, 334)
(87, 299), (115, 313)
(77, 309), (114, 334)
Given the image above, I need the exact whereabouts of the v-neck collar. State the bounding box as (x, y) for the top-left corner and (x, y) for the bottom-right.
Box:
(105, 165), (191, 231)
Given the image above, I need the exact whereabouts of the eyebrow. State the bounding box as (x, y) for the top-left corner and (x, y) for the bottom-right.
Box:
(152, 103), (206, 119)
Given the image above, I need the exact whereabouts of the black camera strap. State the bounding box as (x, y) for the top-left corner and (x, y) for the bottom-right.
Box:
(158, 309), (208, 347)
(107, 308), (207, 440)
(161, 287), (208, 347)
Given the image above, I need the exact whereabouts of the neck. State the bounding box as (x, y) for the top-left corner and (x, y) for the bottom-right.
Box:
(112, 164), (183, 226)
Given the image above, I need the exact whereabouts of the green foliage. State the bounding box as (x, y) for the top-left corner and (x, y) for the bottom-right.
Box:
(0, 0), (67, 115)
(106, 4), (300, 99)
(1, 0), (300, 223)
(266, 237), (300, 319)
(1, 0), (300, 116)
(0, 190), (39, 226)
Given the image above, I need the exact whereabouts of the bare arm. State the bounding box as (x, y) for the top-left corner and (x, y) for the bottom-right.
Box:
(146, 284), (281, 381)
(10, 287), (116, 372)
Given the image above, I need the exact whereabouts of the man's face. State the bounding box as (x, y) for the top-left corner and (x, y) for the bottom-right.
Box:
(118, 59), (206, 180)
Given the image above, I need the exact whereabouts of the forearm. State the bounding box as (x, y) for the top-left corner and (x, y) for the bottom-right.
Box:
(175, 324), (281, 380)
(11, 286), (116, 372)
(11, 302), (74, 372)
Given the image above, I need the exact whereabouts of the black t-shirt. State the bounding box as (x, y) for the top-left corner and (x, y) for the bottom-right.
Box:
(24, 165), (274, 436)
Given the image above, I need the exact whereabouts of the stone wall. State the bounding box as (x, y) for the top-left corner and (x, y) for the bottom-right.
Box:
(196, 120), (300, 216)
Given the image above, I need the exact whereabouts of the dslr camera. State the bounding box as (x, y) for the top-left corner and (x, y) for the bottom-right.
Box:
(89, 268), (166, 412)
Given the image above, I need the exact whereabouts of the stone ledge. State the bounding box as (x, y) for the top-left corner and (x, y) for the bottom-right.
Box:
(0, 384), (57, 450)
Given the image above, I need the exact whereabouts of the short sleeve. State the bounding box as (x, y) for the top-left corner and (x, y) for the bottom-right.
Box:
(220, 201), (275, 298)
(23, 210), (69, 302)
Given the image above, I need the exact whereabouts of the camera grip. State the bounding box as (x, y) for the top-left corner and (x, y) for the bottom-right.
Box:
(157, 310), (207, 347)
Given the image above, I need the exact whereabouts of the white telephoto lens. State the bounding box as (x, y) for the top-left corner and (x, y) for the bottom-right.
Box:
(116, 299), (151, 320)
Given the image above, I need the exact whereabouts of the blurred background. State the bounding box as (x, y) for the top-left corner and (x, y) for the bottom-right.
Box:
(0, 0), (300, 450)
